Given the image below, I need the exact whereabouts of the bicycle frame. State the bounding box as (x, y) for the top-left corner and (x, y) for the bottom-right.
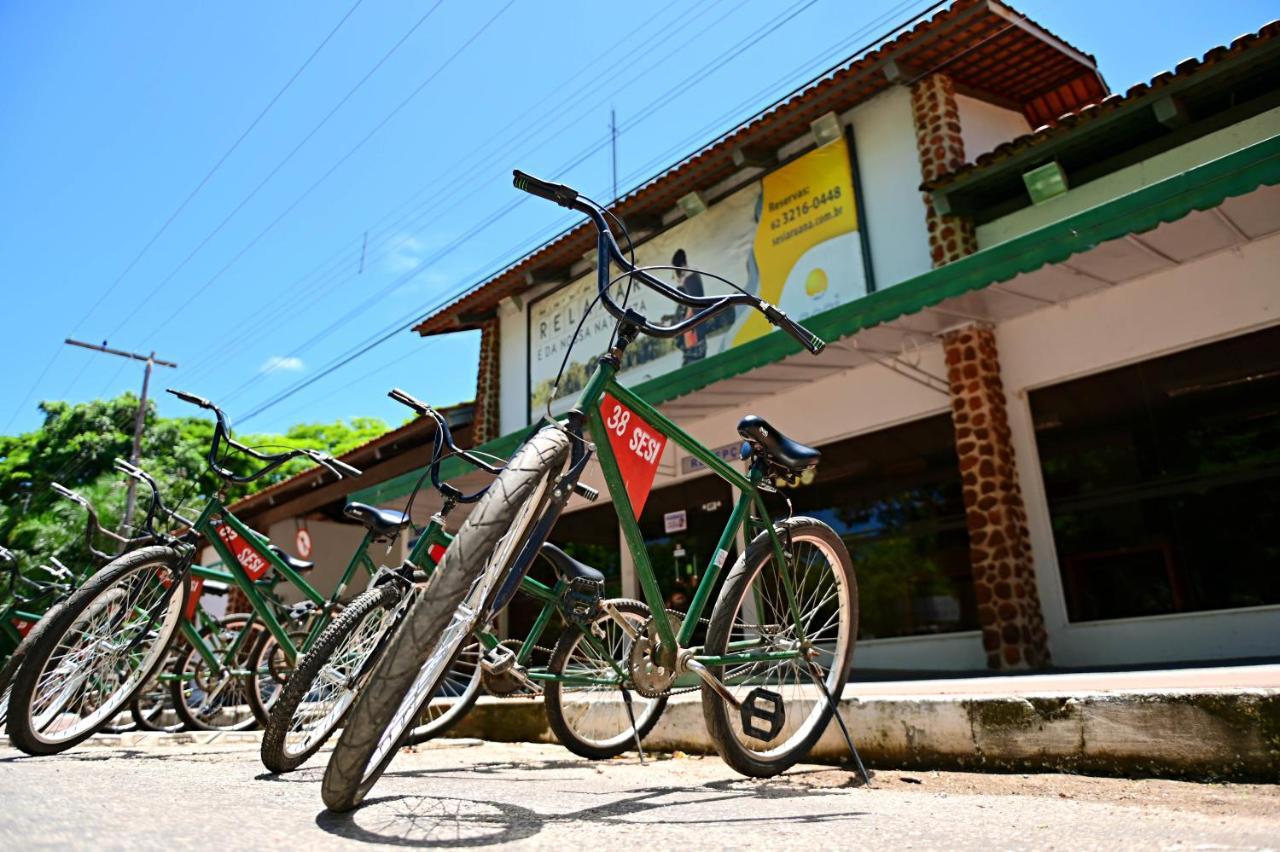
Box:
(175, 499), (452, 675)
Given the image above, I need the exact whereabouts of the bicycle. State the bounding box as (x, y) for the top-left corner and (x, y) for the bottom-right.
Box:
(3, 396), (362, 755)
(320, 171), (859, 811)
(0, 475), (158, 729)
(261, 389), (666, 772)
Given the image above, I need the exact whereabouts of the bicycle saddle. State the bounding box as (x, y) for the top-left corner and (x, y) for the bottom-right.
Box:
(343, 502), (410, 540)
(540, 542), (605, 584)
(267, 544), (314, 574)
(737, 415), (821, 474)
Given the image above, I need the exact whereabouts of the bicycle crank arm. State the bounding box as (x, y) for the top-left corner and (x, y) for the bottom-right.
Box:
(681, 656), (741, 709)
(601, 602), (641, 641)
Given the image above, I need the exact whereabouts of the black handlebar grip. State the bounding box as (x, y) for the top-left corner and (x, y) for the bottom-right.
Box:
(512, 170), (578, 207)
(388, 388), (430, 413)
(167, 388), (212, 408)
(761, 304), (826, 356)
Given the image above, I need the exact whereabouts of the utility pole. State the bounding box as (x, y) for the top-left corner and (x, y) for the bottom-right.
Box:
(64, 339), (177, 534)
(610, 107), (619, 203)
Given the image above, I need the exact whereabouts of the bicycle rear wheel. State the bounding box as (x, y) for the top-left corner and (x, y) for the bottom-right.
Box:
(545, 599), (667, 759)
(170, 614), (261, 732)
(5, 546), (189, 755)
(402, 634), (483, 746)
(321, 425), (570, 812)
(700, 517), (856, 778)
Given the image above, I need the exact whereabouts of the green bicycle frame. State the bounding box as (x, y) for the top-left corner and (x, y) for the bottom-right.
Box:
(573, 352), (807, 669)
(176, 497), (453, 676)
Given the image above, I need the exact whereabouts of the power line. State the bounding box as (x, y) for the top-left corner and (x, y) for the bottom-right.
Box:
(130, 0), (518, 339)
(236, 0), (944, 424)
(167, 0), (715, 383)
(211, 0), (782, 411)
(73, 0), (367, 338)
(101, 0), (450, 342)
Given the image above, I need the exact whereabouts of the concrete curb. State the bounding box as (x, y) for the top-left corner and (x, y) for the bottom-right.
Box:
(450, 689), (1280, 781)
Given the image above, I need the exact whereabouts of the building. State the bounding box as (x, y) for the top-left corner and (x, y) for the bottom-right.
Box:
(352, 0), (1280, 670)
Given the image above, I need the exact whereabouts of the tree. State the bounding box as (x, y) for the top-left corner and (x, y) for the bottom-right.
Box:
(0, 393), (388, 606)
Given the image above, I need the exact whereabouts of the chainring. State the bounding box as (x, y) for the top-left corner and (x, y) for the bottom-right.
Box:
(627, 612), (683, 699)
(481, 640), (535, 696)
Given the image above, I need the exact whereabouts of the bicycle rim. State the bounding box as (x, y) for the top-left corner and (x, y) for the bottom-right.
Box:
(713, 528), (852, 764)
(26, 560), (184, 745)
(282, 598), (397, 759)
(361, 462), (556, 790)
(406, 636), (482, 743)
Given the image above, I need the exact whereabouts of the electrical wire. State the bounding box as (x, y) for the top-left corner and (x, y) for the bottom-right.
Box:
(101, 0), (451, 341)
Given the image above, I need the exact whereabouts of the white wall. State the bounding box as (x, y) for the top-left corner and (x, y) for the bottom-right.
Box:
(954, 93), (1031, 164)
(844, 86), (934, 292)
(997, 231), (1280, 666)
(497, 296), (530, 436)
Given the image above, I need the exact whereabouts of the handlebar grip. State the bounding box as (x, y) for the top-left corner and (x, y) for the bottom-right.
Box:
(761, 303), (826, 356)
(512, 170), (578, 207)
(167, 388), (212, 409)
(388, 388), (430, 414)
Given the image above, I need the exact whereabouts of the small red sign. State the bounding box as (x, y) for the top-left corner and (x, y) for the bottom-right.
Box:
(214, 522), (271, 581)
(12, 618), (32, 638)
(185, 576), (205, 621)
(427, 543), (448, 565)
(600, 393), (668, 518)
(295, 528), (312, 559)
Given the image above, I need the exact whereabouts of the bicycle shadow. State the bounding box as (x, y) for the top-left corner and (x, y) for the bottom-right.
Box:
(314, 770), (867, 847)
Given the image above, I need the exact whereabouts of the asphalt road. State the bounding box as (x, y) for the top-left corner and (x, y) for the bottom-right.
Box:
(0, 738), (1276, 849)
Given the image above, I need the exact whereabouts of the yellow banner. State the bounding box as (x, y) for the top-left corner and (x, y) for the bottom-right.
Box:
(734, 136), (859, 346)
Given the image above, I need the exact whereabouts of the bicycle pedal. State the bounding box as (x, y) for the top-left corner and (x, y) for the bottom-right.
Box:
(740, 687), (786, 742)
(481, 643), (517, 675)
(561, 576), (603, 629)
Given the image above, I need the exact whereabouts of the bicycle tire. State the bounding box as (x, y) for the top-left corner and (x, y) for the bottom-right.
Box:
(0, 598), (72, 730)
(246, 620), (311, 727)
(401, 634), (484, 746)
(544, 598), (667, 759)
(261, 582), (401, 773)
(700, 517), (857, 778)
(169, 614), (261, 732)
(321, 425), (570, 812)
(5, 546), (189, 755)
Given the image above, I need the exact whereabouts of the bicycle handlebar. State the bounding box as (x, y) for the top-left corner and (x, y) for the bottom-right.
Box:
(512, 170), (826, 356)
(166, 388), (363, 484)
(388, 388), (501, 504)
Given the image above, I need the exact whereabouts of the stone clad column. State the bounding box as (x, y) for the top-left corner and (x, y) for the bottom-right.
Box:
(473, 318), (501, 445)
(943, 326), (1050, 669)
(909, 73), (978, 267)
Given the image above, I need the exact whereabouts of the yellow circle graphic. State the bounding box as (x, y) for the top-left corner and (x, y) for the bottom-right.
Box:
(805, 267), (828, 297)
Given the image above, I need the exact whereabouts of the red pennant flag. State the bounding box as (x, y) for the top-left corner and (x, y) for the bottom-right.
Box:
(600, 392), (668, 518)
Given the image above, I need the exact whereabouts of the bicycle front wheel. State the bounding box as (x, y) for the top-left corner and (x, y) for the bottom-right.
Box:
(261, 582), (402, 773)
(321, 425), (570, 812)
(5, 546), (189, 755)
(402, 634), (483, 746)
(700, 517), (857, 778)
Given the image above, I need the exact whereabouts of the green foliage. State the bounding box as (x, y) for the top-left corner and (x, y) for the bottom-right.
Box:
(0, 394), (387, 606)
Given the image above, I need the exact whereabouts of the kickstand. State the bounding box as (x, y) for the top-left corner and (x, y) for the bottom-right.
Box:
(808, 662), (871, 786)
(620, 686), (647, 765)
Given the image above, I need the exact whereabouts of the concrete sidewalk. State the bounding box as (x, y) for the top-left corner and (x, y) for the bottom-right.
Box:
(451, 664), (1280, 781)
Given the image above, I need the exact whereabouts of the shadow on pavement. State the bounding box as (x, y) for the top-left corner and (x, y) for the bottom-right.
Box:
(315, 770), (867, 847)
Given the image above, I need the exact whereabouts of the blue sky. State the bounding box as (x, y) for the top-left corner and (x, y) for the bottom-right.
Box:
(2, 0), (1274, 438)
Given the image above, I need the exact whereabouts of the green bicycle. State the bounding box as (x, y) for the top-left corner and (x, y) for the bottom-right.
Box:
(261, 388), (666, 772)
(3, 395), (364, 754)
(320, 171), (859, 811)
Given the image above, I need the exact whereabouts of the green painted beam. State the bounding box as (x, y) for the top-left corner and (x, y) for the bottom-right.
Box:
(352, 133), (1280, 506)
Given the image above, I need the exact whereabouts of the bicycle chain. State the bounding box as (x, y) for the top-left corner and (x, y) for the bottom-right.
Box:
(489, 611), (789, 701)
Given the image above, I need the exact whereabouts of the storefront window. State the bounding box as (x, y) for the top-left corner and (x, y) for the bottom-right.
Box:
(638, 475), (736, 614)
(797, 414), (975, 639)
(1031, 326), (1280, 622)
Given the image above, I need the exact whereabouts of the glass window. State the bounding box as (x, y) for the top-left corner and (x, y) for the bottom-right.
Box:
(798, 414), (976, 639)
(637, 475), (736, 614)
(1031, 325), (1280, 622)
